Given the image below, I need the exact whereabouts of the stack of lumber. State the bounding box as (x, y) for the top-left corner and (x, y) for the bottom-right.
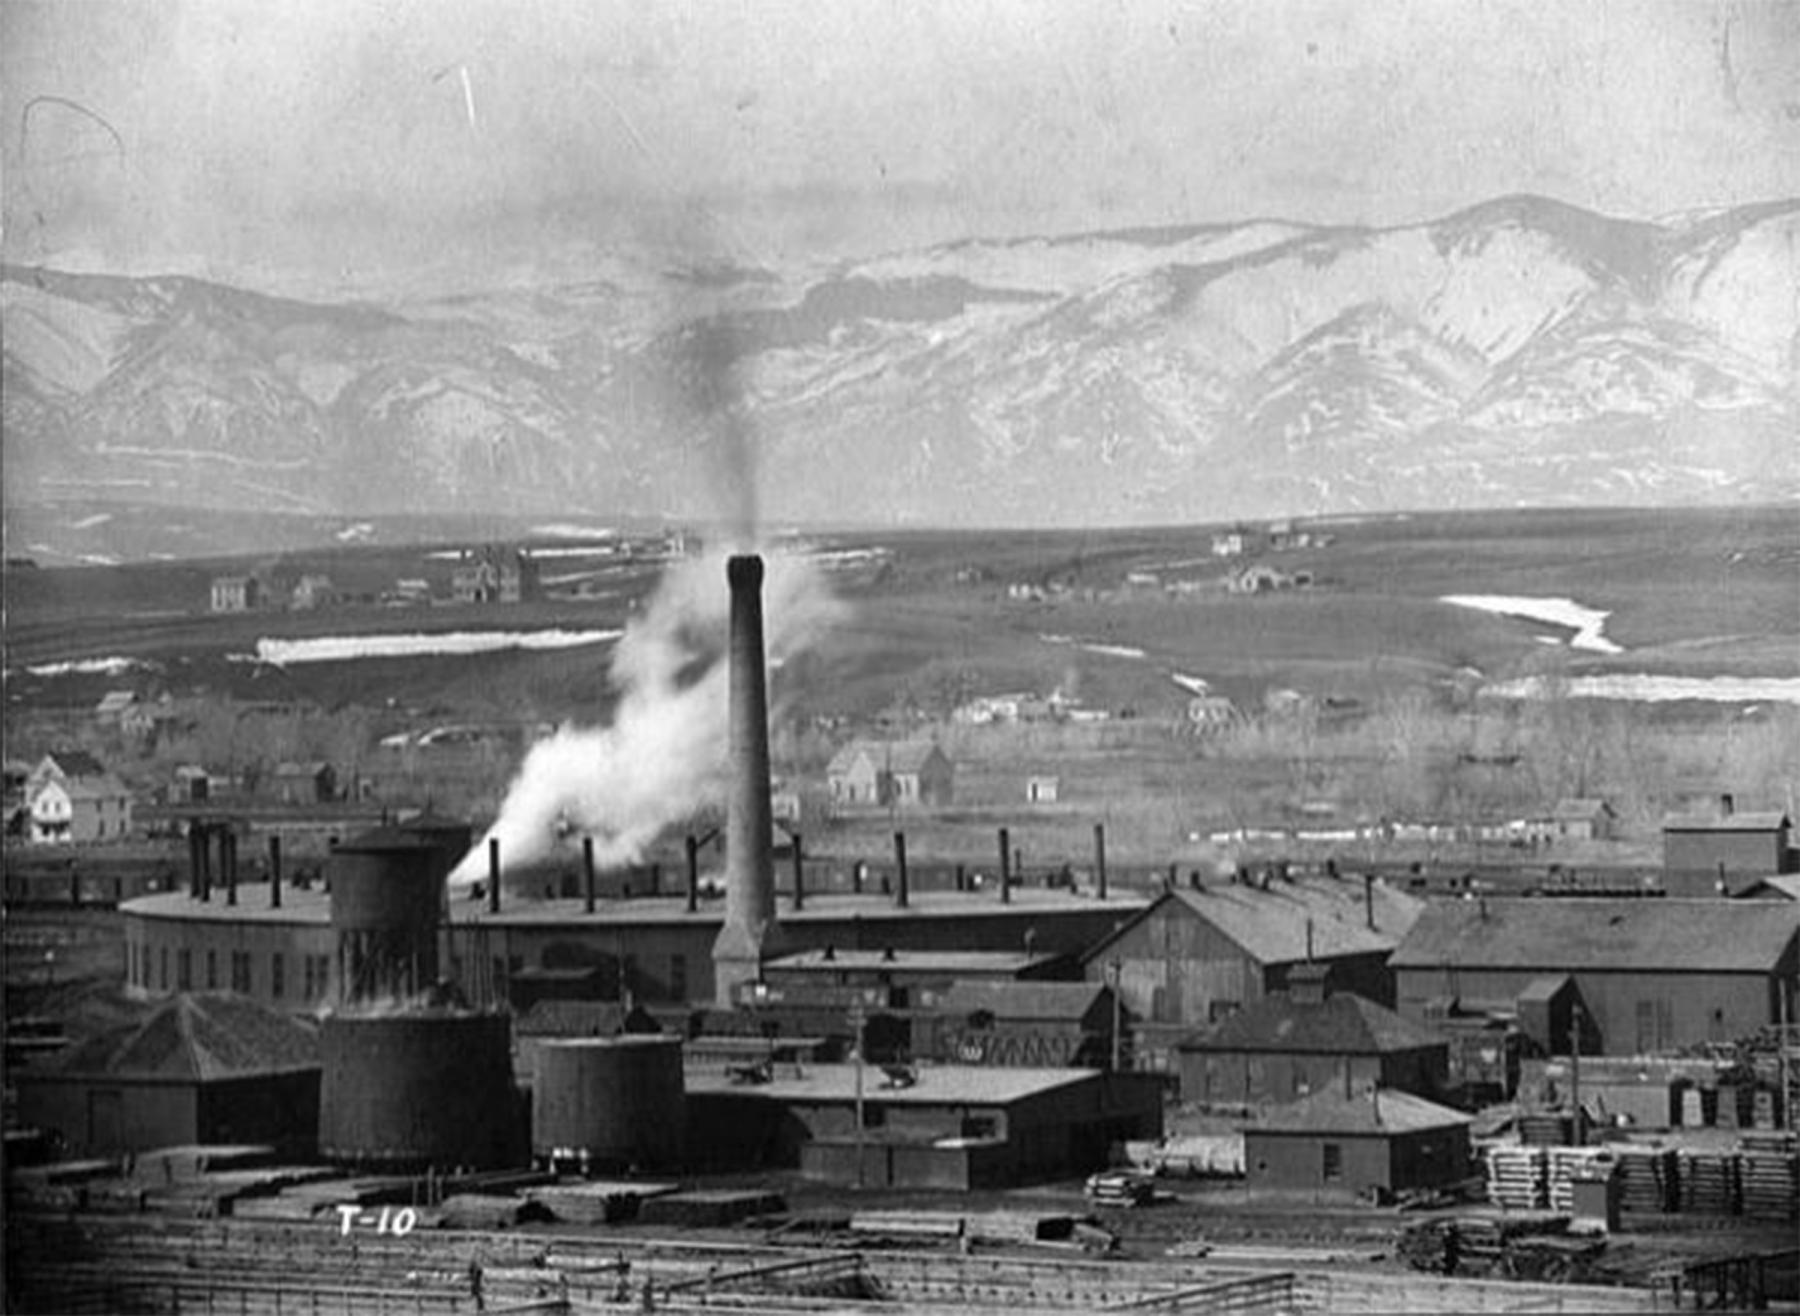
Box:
(1545, 1148), (1613, 1212)
(1396, 1218), (1459, 1273)
(1736, 1133), (1798, 1222)
(639, 1188), (784, 1228)
(1676, 1150), (1741, 1216)
(1484, 1145), (1548, 1210)
(1517, 1114), (1571, 1146)
(1610, 1146), (1679, 1213)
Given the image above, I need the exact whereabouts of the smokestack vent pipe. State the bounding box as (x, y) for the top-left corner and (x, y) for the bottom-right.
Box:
(894, 832), (909, 909)
(1094, 823), (1108, 900)
(998, 828), (1011, 904)
(583, 836), (597, 914)
(488, 837), (501, 914)
(1364, 874), (1375, 930)
(268, 834), (282, 909)
(686, 835), (700, 913)
(224, 828), (237, 906)
(198, 825), (211, 903)
(955, 863), (966, 893)
(792, 832), (805, 912)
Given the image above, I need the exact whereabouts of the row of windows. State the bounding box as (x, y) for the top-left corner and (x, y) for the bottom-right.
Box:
(128, 943), (330, 1001)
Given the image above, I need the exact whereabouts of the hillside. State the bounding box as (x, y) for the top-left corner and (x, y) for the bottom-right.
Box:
(4, 196), (1797, 557)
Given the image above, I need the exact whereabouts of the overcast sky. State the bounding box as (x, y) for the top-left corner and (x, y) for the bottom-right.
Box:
(3, 0), (1797, 293)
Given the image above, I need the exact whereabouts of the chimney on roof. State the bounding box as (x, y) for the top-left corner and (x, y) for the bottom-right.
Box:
(1720, 793), (1735, 818)
(1363, 873), (1375, 930)
(893, 832), (909, 909)
(1291, 961), (1330, 1006)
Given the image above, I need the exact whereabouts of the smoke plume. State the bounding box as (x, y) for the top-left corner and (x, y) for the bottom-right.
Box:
(448, 548), (839, 887)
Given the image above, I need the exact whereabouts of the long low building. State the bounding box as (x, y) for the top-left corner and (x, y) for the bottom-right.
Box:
(1390, 898), (1800, 1056)
(119, 884), (1149, 1014)
(684, 1062), (1163, 1189)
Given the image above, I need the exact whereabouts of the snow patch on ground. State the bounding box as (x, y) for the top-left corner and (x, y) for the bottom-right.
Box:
(245, 629), (623, 666)
(1171, 673), (1212, 695)
(1441, 594), (1623, 654)
(1485, 674), (1800, 704)
(19, 656), (156, 677)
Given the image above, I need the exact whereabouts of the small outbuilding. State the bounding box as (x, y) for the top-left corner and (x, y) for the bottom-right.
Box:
(1242, 1087), (1471, 1199)
(1551, 798), (1617, 842)
(14, 993), (321, 1157)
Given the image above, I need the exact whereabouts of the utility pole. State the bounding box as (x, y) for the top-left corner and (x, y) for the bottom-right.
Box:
(1109, 958), (1124, 1072)
(851, 996), (867, 1189)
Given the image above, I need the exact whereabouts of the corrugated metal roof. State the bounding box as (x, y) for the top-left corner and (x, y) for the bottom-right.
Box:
(1084, 878), (1423, 967)
(934, 981), (1108, 1021)
(1250, 1087), (1471, 1136)
(1181, 991), (1445, 1056)
(1390, 898), (1800, 973)
(48, 993), (319, 1081)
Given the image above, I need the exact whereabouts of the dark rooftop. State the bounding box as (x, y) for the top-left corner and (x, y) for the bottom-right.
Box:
(46, 993), (320, 1081)
(1180, 990), (1445, 1056)
(1248, 1087), (1471, 1136)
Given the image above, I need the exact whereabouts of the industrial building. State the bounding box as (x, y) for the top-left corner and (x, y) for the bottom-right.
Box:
(1390, 898), (1800, 1056)
(1176, 963), (1448, 1107)
(684, 1063), (1163, 1190)
(14, 993), (320, 1157)
(1078, 872), (1423, 1072)
(1662, 802), (1794, 895)
(1241, 1087), (1472, 1198)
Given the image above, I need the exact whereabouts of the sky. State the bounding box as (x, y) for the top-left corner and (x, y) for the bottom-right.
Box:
(3, 0), (1797, 294)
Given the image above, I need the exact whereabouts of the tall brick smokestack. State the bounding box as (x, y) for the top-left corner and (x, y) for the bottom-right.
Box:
(713, 554), (783, 1005)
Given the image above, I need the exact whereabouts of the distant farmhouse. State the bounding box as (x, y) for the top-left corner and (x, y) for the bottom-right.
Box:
(452, 545), (541, 604)
(210, 575), (263, 613)
(25, 750), (134, 844)
(289, 574), (337, 610)
(1550, 797), (1617, 842)
(827, 741), (954, 810)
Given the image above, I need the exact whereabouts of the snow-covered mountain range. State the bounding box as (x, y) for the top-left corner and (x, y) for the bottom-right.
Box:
(4, 195), (1796, 533)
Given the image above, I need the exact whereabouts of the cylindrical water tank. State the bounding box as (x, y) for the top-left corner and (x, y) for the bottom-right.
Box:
(320, 1011), (518, 1170)
(532, 1036), (686, 1170)
(398, 812), (475, 887)
(329, 828), (443, 932)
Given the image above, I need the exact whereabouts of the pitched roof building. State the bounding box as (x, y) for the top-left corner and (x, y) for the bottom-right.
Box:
(1391, 897), (1800, 1056)
(1241, 1086), (1472, 1197)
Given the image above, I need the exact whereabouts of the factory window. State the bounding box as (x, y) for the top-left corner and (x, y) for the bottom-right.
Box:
(206, 950), (218, 990)
(303, 956), (315, 1001)
(861, 1106), (886, 1129)
(271, 953), (284, 999)
(161, 947), (169, 990)
(1322, 1143), (1343, 1182)
(314, 955), (330, 999)
(231, 951), (251, 994)
(670, 955), (688, 1001)
(177, 949), (192, 990)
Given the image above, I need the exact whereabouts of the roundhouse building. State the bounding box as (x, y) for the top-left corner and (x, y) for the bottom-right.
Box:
(121, 881), (1147, 1015)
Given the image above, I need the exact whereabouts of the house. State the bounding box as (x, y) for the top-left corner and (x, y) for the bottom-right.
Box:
(93, 690), (139, 727)
(1551, 798), (1617, 842)
(271, 761), (337, 805)
(1225, 563), (1293, 595)
(1390, 897), (1800, 1056)
(1026, 775), (1060, 805)
(1080, 874), (1424, 1073)
(1662, 799), (1793, 894)
(210, 575), (262, 613)
(173, 764), (216, 804)
(452, 545), (541, 604)
(1176, 963), (1448, 1106)
(14, 993), (320, 1156)
(290, 574), (337, 610)
(1241, 1087), (1472, 1198)
(827, 741), (954, 810)
(25, 751), (134, 844)
(1186, 695), (1237, 733)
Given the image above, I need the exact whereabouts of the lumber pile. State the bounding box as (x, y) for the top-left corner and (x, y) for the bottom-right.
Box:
(527, 1180), (679, 1226)
(1610, 1146), (1678, 1214)
(1483, 1145), (1548, 1210)
(1675, 1150), (1741, 1216)
(1737, 1133), (1798, 1222)
(639, 1188), (784, 1228)
(1545, 1148), (1613, 1212)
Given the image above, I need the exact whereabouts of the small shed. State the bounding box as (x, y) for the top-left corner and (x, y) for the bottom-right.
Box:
(1552, 798), (1617, 842)
(1242, 1087), (1471, 1197)
(14, 994), (321, 1157)
(271, 761), (337, 805)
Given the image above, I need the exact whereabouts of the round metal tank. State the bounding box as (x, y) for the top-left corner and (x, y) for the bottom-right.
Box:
(532, 1036), (686, 1170)
(320, 1011), (518, 1170)
(398, 812), (475, 887)
(328, 828), (444, 933)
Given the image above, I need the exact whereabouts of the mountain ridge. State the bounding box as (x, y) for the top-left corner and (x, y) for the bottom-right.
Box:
(4, 194), (1796, 544)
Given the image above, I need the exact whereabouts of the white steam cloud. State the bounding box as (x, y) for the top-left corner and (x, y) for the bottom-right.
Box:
(448, 547), (840, 888)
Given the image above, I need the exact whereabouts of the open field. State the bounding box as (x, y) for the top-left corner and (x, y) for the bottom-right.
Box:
(5, 504), (1797, 866)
